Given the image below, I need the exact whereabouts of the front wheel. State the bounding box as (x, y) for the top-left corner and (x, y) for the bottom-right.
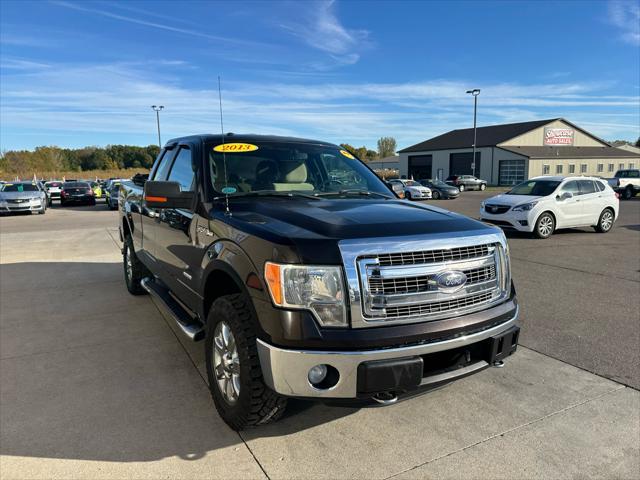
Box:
(458, 184), (465, 192)
(480, 183), (486, 191)
(594, 209), (614, 233)
(205, 294), (287, 430)
(405, 191), (412, 201)
(432, 190), (440, 200)
(534, 212), (555, 239)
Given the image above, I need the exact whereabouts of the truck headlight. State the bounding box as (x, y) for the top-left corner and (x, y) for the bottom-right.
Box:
(264, 262), (347, 327)
(512, 201), (538, 212)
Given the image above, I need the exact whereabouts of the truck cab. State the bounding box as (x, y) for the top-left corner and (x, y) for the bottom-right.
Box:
(119, 134), (519, 430)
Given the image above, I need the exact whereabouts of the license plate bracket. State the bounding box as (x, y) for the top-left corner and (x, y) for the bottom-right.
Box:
(488, 326), (520, 363)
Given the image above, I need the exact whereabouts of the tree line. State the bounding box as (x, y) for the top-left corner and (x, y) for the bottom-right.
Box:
(340, 137), (398, 161)
(0, 145), (160, 177)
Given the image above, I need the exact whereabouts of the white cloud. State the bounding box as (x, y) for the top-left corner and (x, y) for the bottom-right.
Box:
(608, 0), (640, 45)
(279, 0), (370, 67)
(1, 60), (639, 150)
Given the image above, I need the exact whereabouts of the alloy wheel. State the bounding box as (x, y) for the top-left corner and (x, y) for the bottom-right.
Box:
(600, 211), (613, 231)
(538, 215), (554, 237)
(213, 321), (241, 404)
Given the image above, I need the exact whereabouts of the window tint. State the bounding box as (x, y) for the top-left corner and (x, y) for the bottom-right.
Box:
(167, 147), (195, 191)
(562, 181), (580, 195)
(578, 180), (596, 195)
(153, 148), (176, 181)
(629, 170), (639, 178)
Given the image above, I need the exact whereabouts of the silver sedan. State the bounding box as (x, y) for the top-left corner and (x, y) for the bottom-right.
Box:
(0, 182), (48, 215)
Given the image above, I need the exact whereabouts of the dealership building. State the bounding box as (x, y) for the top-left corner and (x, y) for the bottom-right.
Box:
(398, 118), (639, 185)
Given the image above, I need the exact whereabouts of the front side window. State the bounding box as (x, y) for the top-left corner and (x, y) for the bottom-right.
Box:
(207, 141), (391, 198)
(153, 148), (176, 181)
(562, 180), (580, 195)
(167, 147), (195, 191)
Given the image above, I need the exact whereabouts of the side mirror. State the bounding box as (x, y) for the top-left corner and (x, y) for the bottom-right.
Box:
(557, 191), (573, 201)
(144, 181), (194, 209)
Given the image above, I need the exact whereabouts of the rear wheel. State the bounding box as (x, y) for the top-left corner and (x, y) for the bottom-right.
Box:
(458, 184), (465, 192)
(123, 235), (148, 295)
(534, 212), (555, 239)
(205, 294), (287, 430)
(623, 186), (633, 200)
(432, 190), (440, 200)
(594, 208), (614, 233)
(480, 183), (486, 191)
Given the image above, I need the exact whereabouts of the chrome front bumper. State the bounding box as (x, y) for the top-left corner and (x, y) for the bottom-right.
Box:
(257, 307), (518, 399)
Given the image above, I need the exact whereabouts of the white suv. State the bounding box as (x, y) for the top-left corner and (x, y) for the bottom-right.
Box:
(480, 176), (619, 239)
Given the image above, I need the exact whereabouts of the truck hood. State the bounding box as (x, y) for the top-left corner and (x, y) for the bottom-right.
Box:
(215, 197), (498, 263)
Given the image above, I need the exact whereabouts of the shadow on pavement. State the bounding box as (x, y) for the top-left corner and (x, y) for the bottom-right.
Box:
(0, 261), (357, 463)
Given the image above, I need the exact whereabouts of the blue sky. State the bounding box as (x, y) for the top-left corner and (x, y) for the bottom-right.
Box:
(1, 0), (639, 151)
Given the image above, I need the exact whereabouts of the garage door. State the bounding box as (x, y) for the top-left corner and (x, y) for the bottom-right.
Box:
(449, 152), (481, 176)
(499, 160), (525, 186)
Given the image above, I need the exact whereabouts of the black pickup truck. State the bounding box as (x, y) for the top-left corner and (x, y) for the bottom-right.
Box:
(119, 134), (519, 430)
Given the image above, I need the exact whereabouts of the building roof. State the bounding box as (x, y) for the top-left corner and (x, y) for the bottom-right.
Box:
(616, 144), (640, 154)
(499, 146), (640, 159)
(399, 119), (558, 153)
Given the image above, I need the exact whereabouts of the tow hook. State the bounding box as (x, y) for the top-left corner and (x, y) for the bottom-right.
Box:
(372, 392), (399, 405)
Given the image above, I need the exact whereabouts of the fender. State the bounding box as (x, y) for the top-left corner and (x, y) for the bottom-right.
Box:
(197, 239), (270, 322)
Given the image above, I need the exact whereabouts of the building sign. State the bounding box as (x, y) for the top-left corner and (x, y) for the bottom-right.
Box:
(544, 127), (574, 145)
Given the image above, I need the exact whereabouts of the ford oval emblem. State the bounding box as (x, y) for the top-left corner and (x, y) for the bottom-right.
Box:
(435, 271), (468, 292)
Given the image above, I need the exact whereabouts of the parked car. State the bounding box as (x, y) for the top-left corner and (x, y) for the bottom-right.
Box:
(90, 181), (103, 198)
(105, 179), (125, 206)
(384, 180), (405, 199)
(0, 181), (47, 215)
(60, 181), (96, 206)
(446, 175), (487, 191)
(44, 181), (63, 203)
(106, 183), (121, 210)
(419, 179), (460, 199)
(480, 176), (618, 239)
(387, 179), (432, 200)
(119, 134), (518, 430)
(607, 169), (639, 200)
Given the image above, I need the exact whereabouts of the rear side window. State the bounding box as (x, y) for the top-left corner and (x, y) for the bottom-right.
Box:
(629, 170), (639, 178)
(167, 147), (195, 192)
(152, 148), (176, 181)
(578, 180), (596, 194)
(595, 181), (605, 192)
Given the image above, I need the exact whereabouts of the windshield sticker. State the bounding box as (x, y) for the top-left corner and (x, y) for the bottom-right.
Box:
(213, 143), (258, 153)
(221, 186), (237, 195)
(340, 149), (356, 160)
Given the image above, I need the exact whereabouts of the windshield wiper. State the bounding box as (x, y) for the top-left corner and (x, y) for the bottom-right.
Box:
(214, 191), (321, 201)
(316, 189), (393, 199)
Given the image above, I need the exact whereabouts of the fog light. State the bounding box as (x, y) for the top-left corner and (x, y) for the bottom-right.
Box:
(308, 364), (328, 385)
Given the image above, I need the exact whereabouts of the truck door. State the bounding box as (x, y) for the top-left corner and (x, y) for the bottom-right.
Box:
(154, 144), (200, 309)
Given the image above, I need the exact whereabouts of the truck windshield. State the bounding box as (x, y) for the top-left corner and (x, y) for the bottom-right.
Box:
(507, 180), (561, 196)
(207, 141), (391, 198)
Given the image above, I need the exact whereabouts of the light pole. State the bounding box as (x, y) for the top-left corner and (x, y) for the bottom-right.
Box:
(466, 89), (480, 176)
(151, 105), (164, 148)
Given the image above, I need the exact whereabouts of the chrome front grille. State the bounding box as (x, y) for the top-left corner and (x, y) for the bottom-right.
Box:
(369, 264), (496, 296)
(377, 244), (491, 266)
(385, 292), (494, 318)
(356, 241), (507, 324)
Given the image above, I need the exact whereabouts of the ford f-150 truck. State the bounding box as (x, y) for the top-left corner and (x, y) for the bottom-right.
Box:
(119, 134), (519, 430)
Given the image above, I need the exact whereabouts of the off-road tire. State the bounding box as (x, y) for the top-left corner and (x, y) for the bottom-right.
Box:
(594, 208), (614, 233)
(458, 184), (465, 192)
(534, 212), (555, 239)
(205, 294), (287, 430)
(123, 235), (148, 295)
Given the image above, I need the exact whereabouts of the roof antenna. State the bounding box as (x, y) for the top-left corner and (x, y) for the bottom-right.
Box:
(218, 75), (231, 216)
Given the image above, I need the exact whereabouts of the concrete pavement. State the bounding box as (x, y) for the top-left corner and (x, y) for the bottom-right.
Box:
(1, 202), (638, 479)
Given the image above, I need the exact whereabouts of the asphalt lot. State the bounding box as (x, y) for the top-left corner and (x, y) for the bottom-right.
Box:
(1, 195), (639, 479)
